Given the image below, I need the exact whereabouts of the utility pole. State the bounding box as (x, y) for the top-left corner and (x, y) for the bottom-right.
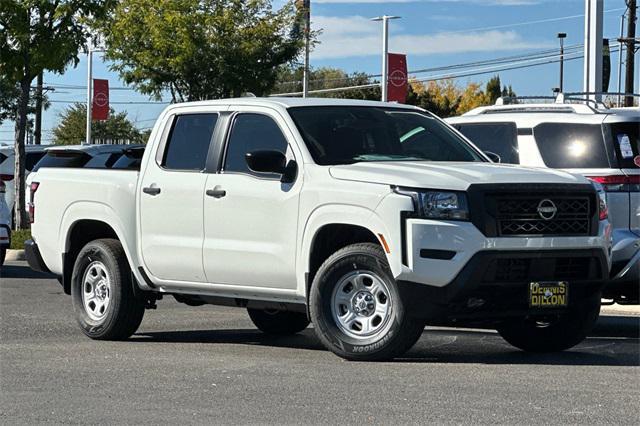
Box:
(34, 73), (43, 145)
(558, 33), (567, 92)
(300, 1), (311, 98)
(624, 0), (637, 106)
(371, 15), (401, 102)
(86, 44), (93, 145)
(617, 12), (626, 107)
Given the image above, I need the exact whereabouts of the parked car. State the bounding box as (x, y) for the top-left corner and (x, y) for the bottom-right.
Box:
(0, 178), (10, 267)
(26, 98), (611, 360)
(0, 145), (47, 225)
(447, 98), (639, 304)
(32, 143), (145, 172)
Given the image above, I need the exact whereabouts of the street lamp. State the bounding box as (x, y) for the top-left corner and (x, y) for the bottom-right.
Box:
(371, 15), (401, 102)
(558, 33), (567, 93)
(557, 32), (567, 93)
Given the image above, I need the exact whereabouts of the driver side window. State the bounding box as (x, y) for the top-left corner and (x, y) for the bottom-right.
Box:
(223, 113), (289, 178)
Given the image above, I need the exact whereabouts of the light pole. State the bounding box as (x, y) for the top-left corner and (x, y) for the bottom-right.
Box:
(86, 45), (93, 145)
(557, 32), (567, 93)
(371, 15), (401, 102)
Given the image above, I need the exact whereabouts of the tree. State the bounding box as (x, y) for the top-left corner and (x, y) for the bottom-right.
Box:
(99, 0), (304, 101)
(0, 0), (112, 229)
(485, 75), (502, 105)
(276, 66), (380, 100)
(53, 103), (146, 145)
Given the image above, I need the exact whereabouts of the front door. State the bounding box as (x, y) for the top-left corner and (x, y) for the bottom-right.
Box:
(139, 112), (219, 282)
(202, 110), (302, 289)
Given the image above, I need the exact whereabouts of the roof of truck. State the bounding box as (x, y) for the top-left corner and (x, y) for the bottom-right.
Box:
(164, 97), (422, 110)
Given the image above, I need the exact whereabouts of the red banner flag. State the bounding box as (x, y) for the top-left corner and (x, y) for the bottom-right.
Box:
(387, 53), (408, 103)
(92, 79), (109, 121)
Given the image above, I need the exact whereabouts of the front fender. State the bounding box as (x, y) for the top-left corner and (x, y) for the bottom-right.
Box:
(297, 203), (399, 297)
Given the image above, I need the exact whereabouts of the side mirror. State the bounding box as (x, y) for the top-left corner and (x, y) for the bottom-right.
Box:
(245, 150), (287, 175)
(484, 151), (502, 163)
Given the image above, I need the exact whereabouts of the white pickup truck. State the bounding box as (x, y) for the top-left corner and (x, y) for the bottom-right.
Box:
(26, 98), (612, 360)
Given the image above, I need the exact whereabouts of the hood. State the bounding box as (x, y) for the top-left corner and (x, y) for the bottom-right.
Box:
(329, 162), (589, 191)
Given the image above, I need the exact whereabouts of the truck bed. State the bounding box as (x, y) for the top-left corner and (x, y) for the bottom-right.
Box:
(30, 168), (139, 276)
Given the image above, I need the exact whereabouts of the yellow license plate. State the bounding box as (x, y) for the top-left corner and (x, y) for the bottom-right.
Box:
(529, 282), (568, 308)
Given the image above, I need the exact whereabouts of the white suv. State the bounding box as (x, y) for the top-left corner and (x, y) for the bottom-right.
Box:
(447, 100), (639, 303)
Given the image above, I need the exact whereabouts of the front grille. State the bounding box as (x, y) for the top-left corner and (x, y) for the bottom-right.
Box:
(494, 196), (591, 236)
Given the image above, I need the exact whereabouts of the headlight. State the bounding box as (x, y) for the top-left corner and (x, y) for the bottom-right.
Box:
(394, 187), (469, 220)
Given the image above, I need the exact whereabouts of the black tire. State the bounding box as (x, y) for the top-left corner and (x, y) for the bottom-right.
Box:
(0, 248), (6, 268)
(247, 309), (310, 335)
(310, 243), (425, 361)
(71, 238), (145, 340)
(497, 293), (601, 352)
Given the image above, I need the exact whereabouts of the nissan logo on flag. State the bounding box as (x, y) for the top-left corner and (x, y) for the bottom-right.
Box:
(92, 79), (109, 121)
(387, 53), (408, 104)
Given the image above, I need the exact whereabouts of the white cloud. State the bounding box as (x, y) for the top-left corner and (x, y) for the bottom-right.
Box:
(311, 15), (548, 59)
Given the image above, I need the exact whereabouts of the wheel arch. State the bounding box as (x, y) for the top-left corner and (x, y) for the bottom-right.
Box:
(298, 204), (400, 300)
(58, 201), (143, 294)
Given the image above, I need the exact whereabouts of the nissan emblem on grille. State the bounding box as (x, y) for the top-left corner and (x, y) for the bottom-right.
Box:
(536, 199), (557, 220)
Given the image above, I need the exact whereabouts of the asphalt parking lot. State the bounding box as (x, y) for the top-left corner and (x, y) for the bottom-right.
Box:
(1, 261), (639, 425)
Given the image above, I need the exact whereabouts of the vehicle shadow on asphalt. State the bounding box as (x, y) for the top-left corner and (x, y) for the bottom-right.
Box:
(134, 316), (638, 366)
(0, 263), (56, 280)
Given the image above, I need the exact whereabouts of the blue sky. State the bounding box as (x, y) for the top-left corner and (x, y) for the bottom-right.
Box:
(1, 0), (637, 145)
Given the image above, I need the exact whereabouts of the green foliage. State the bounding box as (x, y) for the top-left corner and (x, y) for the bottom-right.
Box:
(1, 0), (112, 229)
(10, 229), (31, 250)
(485, 75), (502, 105)
(276, 66), (380, 100)
(53, 103), (146, 145)
(98, 0), (305, 101)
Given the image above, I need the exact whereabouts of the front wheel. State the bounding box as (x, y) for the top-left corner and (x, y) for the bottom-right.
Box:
(0, 247), (5, 268)
(497, 293), (601, 352)
(310, 243), (425, 361)
(247, 308), (310, 335)
(71, 239), (145, 340)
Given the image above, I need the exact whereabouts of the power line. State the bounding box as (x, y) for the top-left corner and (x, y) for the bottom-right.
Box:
(270, 46), (621, 97)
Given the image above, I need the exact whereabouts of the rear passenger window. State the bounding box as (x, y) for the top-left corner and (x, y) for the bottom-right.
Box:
(85, 152), (121, 169)
(455, 122), (520, 164)
(162, 114), (218, 170)
(533, 123), (611, 169)
(25, 152), (45, 171)
(224, 114), (288, 177)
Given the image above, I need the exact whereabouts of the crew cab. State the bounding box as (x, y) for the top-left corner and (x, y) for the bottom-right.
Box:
(26, 98), (612, 360)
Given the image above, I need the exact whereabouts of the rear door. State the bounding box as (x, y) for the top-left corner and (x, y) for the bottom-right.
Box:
(139, 112), (220, 283)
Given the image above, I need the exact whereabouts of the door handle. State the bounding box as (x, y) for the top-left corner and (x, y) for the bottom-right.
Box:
(206, 187), (226, 198)
(143, 186), (161, 196)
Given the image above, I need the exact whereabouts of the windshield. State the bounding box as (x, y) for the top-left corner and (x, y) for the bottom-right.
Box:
(288, 106), (485, 165)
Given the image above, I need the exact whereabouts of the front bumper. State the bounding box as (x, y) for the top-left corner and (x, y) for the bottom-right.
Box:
(24, 239), (51, 274)
(396, 219), (611, 286)
(398, 249), (608, 322)
(0, 225), (9, 248)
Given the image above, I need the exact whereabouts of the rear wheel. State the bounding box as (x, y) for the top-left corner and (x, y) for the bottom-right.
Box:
(71, 239), (145, 340)
(0, 247), (6, 268)
(247, 308), (309, 335)
(497, 293), (601, 352)
(310, 243), (425, 361)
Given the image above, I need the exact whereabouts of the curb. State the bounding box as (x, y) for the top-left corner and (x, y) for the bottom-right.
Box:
(5, 249), (25, 262)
